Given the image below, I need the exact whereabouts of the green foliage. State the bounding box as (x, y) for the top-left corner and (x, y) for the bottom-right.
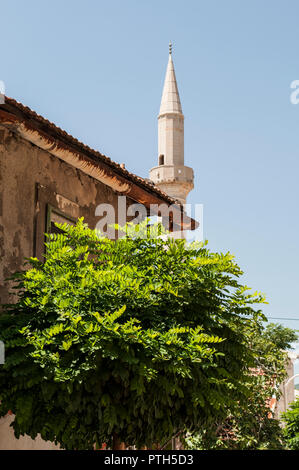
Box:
(184, 322), (297, 449)
(0, 219), (267, 449)
(282, 399), (299, 449)
(261, 323), (298, 351)
(183, 378), (285, 450)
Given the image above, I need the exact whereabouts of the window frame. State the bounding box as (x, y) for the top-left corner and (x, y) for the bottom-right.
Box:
(46, 204), (77, 234)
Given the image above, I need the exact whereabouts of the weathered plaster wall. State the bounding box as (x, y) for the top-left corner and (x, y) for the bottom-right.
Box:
(275, 358), (295, 419)
(0, 126), (135, 304)
(0, 414), (59, 450)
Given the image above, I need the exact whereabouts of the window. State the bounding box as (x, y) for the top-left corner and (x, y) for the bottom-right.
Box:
(159, 154), (164, 166)
(34, 185), (80, 260)
(46, 205), (76, 235)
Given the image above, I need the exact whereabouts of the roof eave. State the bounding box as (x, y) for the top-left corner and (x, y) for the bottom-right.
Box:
(0, 98), (199, 231)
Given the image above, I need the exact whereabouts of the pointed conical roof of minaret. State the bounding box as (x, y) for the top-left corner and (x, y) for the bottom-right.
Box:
(159, 43), (182, 116)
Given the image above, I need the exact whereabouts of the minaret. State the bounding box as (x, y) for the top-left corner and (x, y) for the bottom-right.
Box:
(150, 42), (194, 205)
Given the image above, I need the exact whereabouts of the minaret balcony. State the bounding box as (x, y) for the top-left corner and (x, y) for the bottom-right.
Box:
(149, 164), (194, 185)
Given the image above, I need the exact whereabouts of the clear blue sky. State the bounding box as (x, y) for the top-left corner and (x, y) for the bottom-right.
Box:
(1, 1), (299, 372)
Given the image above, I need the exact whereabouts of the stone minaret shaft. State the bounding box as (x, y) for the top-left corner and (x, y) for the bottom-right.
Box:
(150, 43), (194, 205)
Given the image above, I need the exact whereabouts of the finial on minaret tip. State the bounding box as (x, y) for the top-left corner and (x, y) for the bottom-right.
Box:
(169, 41), (172, 55)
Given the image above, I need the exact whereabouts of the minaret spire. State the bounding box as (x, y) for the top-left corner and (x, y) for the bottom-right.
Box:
(159, 43), (182, 116)
(149, 44), (194, 205)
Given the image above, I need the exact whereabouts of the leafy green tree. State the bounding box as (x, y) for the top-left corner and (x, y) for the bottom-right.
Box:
(261, 323), (298, 351)
(0, 219), (266, 449)
(184, 323), (298, 449)
(282, 399), (299, 449)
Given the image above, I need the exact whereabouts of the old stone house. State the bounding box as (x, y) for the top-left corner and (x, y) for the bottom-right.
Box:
(0, 96), (197, 449)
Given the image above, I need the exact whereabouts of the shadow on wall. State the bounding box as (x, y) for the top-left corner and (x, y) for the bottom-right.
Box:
(0, 413), (60, 450)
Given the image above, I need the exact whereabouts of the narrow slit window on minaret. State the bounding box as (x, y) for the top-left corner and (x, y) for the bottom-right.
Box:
(159, 154), (164, 166)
